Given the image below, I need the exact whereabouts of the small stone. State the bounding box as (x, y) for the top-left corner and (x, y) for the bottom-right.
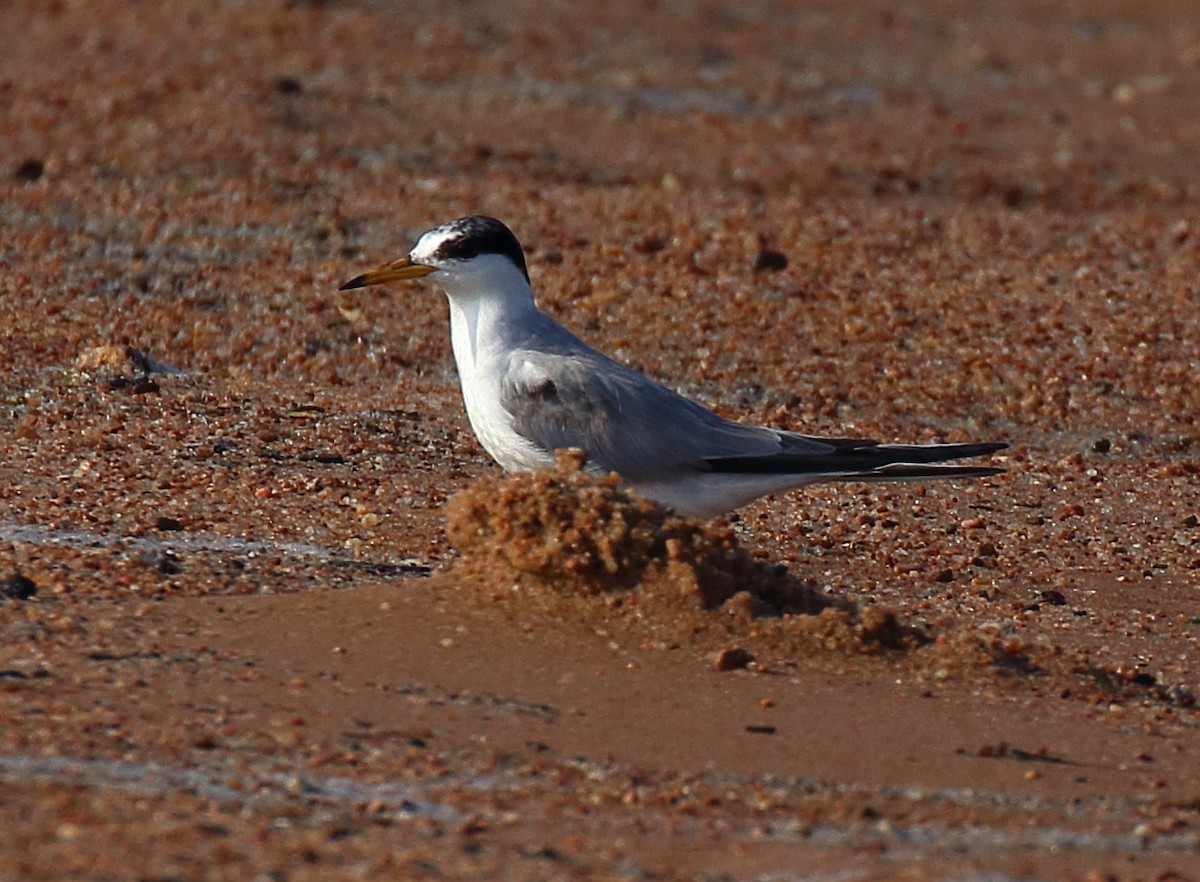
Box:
(459, 815), (488, 835)
(192, 732), (220, 750)
(752, 248), (789, 273)
(713, 647), (755, 671)
(1112, 83), (1136, 104)
(0, 573), (37, 601)
(154, 516), (184, 531)
(14, 158), (44, 182)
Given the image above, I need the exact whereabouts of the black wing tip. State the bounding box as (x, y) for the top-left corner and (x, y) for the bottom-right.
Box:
(828, 464), (1006, 482)
(876, 440), (1009, 460)
(704, 439), (1009, 476)
(906, 465), (1006, 478)
(900, 440), (1008, 453)
(816, 438), (1009, 457)
(338, 275), (367, 291)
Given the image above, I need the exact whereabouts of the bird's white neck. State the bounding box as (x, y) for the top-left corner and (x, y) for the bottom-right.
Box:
(434, 256), (538, 376)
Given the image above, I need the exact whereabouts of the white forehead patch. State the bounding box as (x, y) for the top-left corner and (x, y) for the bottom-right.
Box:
(410, 222), (461, 263)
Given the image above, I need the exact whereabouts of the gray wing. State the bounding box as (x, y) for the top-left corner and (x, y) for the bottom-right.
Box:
(499, 347), (1006, 482)
(498, 348), (832, 481)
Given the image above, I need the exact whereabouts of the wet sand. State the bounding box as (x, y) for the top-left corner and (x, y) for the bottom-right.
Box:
(1, 1), (1199, 879)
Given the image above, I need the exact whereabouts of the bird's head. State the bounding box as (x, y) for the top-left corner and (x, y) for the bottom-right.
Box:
(339, 215), (531, 302)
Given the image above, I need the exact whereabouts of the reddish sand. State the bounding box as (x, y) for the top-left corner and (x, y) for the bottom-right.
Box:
(1, 1), (1198, 879)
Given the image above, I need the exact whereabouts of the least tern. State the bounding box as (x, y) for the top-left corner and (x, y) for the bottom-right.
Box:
(341, 216), (1006, 518)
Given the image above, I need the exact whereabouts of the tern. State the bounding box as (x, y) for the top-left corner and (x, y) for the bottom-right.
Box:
(340, 215), (1005, 518)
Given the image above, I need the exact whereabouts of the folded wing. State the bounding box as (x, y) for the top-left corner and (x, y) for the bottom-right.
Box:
(500, 348), (801, 479)
(499, 348), (1004, 484)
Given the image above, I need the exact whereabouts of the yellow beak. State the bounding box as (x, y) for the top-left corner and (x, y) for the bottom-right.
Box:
(339, 257), (436, 290)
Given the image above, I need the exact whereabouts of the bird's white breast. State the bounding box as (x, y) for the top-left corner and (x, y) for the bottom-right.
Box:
(447, 296), (551, 473)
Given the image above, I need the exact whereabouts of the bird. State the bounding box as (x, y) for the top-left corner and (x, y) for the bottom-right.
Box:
(340, 215), (1006, 519)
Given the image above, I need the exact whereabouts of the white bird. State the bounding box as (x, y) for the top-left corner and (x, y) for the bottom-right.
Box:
(340, 216), (1005, 518)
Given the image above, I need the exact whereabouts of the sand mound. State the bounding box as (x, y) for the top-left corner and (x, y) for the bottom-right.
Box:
(444, 450), (921, 655)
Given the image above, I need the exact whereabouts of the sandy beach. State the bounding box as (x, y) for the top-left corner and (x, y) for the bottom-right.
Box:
(1, 1), (1198, 879)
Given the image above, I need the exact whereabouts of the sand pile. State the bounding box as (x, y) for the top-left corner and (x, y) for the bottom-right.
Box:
(444, 450), (920, 656)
